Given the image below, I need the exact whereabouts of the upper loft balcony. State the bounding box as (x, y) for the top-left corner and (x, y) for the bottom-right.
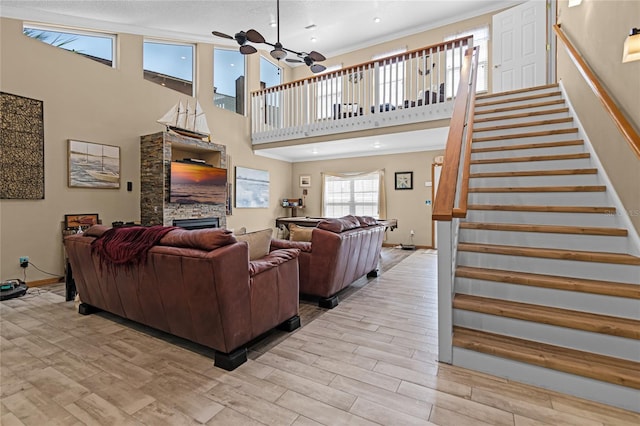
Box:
(250, 36), (473, 151)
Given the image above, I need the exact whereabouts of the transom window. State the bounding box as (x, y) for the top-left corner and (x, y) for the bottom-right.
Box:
(23, 24), (115, 67)
(143, 40), (194, 96)
(322, 171), (382, 218)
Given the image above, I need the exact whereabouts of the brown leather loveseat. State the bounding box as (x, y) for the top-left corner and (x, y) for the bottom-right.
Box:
(64, 225), (301, 370)
(271, 215), (385, 308)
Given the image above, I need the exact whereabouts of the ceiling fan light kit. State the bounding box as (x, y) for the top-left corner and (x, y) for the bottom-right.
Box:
(211, 0), (326, 73)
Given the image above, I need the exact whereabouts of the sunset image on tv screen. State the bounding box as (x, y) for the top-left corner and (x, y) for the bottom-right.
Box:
(170, 162), (227, 204)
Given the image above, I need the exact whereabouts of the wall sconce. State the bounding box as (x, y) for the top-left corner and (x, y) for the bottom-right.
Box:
(622, 28), (640, 63)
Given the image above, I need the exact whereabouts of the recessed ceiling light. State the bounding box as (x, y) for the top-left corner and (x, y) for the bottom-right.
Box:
(270, 21), (277, 28)
(374, 17), (381, 23)
(310, 37), (317, 42)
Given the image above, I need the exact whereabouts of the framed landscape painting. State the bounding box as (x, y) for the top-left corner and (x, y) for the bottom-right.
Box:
(235, 166), (269, 208)
(68, 140), (120, 188)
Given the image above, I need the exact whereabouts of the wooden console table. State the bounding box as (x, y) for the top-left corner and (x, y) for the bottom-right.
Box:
(276, 217), (397, 231)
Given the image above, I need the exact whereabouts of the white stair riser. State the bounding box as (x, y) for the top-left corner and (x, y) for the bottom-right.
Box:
(457, 251), (640, 284)
(472, 122), (575, 139)
(473, 132), (579, 146)
(470, 158), (593, 172)
(475, 94), (564, 111)
(467, 191), (610, 206)
(470, 174), (600, 187)
(458, 229), (631, 253)
(479, 87), (561, 102)
(465, 210), (620, 228)
(475, 103), (567, 119)
(451, 348), (640, 413)
(471, 144), (585, 160)
(453, 311), (640, 362)
(474, 111), (571, 128)
(454, 278), (640, 319)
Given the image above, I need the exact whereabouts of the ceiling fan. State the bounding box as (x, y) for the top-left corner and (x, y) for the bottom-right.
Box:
(211, 0), (327, 73)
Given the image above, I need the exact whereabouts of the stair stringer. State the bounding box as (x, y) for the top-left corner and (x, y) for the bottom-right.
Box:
(558, 81), (640, 255)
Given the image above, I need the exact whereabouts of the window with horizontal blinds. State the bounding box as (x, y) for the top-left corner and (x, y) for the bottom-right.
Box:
(322, 171), (381, 218)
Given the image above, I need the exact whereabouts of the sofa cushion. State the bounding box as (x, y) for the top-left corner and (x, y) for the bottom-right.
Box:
(236, 228), (273, 260)
(160, 228), (237, 251)
(317, 215), (360, 233)
(249, 248), (300, 276)
(289, 223), (313, 242)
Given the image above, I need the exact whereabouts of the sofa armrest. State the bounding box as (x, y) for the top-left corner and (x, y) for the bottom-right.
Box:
(250, 248), (300, 276)
(270, 238), (312, 253)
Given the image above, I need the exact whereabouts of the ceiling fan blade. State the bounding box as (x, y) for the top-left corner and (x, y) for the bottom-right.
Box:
(246, 29), (265, 44)
(286, 58), (303, 63)
(310, 64), (326, 73)
(240, 45), (257, 55)
(212, 31), (233, 40)
(308, 51), (326, 62)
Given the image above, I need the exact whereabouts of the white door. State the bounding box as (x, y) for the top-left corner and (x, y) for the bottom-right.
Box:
(492, 0), (547, 92)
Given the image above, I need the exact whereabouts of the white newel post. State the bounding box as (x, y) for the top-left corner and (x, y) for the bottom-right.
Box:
(437, 219), (454, 364)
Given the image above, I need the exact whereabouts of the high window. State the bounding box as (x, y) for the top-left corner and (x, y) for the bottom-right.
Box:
(23, 25), (115, 67)
(445, 26), (489, 95)
(260, 56), (282, 89)
(322, 170), (385, 218)
(214, 48), (246, 115)
(143, 40), (194, 96)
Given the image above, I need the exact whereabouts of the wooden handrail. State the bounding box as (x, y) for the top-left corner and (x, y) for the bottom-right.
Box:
(432, 47), (474, 221)
(251, 36), (474, 95)
(554, 24), (640, 159)
(453, 46), (480, 219)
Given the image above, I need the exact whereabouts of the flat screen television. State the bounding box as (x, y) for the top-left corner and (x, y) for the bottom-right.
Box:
(170, 161), (227, 205)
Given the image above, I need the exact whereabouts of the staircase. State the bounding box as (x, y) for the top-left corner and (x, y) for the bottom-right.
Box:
(450, 84), (640, 412)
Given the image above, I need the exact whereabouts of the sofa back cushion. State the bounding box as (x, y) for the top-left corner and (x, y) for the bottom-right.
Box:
(317, 215), (360, 233)
(159, 228), (237, 251)
(289, 223), (314, 242)
(236, 228), (273, 260)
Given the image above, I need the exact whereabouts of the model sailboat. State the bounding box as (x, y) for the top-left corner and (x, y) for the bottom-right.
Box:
(157, 100), (211, 141)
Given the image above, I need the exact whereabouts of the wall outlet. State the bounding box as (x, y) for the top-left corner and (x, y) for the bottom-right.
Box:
(19, 256), (29, 268)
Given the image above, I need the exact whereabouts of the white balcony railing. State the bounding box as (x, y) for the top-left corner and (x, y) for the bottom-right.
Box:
(251, 36), (473, 144)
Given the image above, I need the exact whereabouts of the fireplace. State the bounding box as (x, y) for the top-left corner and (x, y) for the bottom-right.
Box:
(172, 217), (219, 230)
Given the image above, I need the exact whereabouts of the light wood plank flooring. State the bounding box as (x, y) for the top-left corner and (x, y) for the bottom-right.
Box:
(2, 249), (639, 425)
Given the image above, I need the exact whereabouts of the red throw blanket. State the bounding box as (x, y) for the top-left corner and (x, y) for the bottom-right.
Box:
(91, 225), (175, 268)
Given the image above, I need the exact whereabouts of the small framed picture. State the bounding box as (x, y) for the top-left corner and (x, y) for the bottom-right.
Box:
(64, 213), (100, 230)
(395, 171), (413, 190)
(299, 175), (311, 187)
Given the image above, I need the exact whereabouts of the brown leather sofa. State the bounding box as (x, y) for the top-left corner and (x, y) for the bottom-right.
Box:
(64, 225), (301, 370)
(271, 215), (386, 308)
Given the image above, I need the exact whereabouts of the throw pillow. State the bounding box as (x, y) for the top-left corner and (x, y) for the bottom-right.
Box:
(317, 215), (360, 233)
(235, 228), (273, 260)
(289, 224), (313, 242)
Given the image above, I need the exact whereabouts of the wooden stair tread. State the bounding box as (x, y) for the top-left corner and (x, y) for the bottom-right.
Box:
(473, 128), (578, 143)
(452, 327), (640, 389)
(458, 242), (640, 265)
(471, 140), (583, 153)
(470, 152), (590, 164)
(475, 92), (562, 108)
(469, 168), (597, 178)
(453, 294), (640, 339)
(459, 222), (627, 236)
(474, 107), (570, 123)
(475, 84), (559, 100)
(455, 266), (640, 299)
(473, 117), (574, 133)
(474, 99), (566, 116)
(467, 204), (615, 213)
(468, 185), (606, 193)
